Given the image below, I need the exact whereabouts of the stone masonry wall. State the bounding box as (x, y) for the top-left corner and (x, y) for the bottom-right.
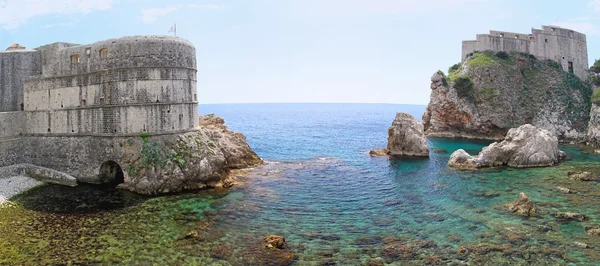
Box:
(462, 25), (588, 79)
(0, 50), (41, 112)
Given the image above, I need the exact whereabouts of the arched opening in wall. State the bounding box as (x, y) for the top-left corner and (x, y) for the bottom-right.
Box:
(99, 161), (125, 186)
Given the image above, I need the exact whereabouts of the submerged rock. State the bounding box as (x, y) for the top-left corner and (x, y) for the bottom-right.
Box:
(386, 113), (430, 157)
(555, 212), (588, 221)
(568, 171), (598, 181)
(555, 186), (575, 194)
(448, 124), (565, 169)
(506, 192), (538, 216)
(585, 227), (600, 236)
(264, 235), (287, 250)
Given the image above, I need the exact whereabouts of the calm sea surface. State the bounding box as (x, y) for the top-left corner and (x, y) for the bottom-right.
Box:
(1, 103), (600, 265)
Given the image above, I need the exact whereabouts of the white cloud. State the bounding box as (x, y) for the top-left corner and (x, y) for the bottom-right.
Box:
(0, 0), (113, 30)
(140, 4), (223, 24)
(187, 4), (224, 9)
(40, 20), (78, 29)
(589, 0), (600, 11)
(140, 6), (179, 24)
(552, 20), (600, 36)
(291, 0), (486, 15)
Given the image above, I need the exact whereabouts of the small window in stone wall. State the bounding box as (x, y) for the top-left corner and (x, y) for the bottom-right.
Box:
(81, 99), (87, 106)
(194, 94), (197, 101)
(100, 48), (109, 58)
(71, 54), (80, 64)
(545, 39), (548, 43)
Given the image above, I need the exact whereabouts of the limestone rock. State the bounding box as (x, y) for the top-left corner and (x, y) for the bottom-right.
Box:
(119, 115), (263, 195)
(555, 186), (575, 194)
(568, 171), (598, 181)
(587, 103), (600, 146)
(585, 227), (600, 236)
(264, 235), (287, 250)
(555, 212), (588, 221)
(448, 124), (564, 169)
(506, 192), (538, 216)
(386, 113), (429, 157)
(200, 114), (263, 168)
(422, 52), (591, 141)
(447, 149), (478, 170)
(369, 149), (389, 157)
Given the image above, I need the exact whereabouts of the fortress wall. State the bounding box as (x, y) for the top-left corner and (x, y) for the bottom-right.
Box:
(0, 51), (41, 112)
(0, 112), (25, 167)
(38, 36), (196, 78)
(25, 103), (198, 135)
(20, 135), (129, 182)
(462, 35), (530, 61)
(0, 139), (23, 167)
(0, 112), (24, 138)
(24, 68), (196, 111)
(462, 26), (588, 79)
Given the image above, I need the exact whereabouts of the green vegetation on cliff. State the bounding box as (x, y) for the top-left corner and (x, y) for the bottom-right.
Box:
(431, 50), (592, 139)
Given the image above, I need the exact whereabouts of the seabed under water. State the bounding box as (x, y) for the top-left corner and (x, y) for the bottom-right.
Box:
(2, 139), (600, 265)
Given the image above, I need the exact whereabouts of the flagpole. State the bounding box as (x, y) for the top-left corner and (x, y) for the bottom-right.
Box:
(174, 23), (177, 37)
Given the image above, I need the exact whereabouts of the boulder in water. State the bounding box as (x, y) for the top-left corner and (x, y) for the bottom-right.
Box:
(449, 124), (564, 169)
(506, 192), (538, 216)
(386, 113), (430, 157)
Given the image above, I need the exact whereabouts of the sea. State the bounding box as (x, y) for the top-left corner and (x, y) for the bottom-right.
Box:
(1, 103), (600, 265)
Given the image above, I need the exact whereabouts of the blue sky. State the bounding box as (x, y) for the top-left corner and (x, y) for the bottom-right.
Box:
(1, 0), (599, 104)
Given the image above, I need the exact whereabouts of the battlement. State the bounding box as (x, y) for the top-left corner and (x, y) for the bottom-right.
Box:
(462, 25), (588, 79)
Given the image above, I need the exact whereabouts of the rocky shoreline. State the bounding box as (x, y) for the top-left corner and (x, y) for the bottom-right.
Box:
(0, 114), (263, 201)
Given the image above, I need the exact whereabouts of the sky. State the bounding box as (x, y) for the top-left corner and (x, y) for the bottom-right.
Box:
(1, 0), (600, 104)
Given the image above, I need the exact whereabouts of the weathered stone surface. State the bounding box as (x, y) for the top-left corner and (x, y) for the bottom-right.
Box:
(423, 52), (591, 141)
(119, 118), (263, 195)
(587, 103), (600, 146)
(447, 149), (478, 170)
(448, 124), (564, 169)
(506, 192), (538, 216)
(199, 114), (263, 169)
(369, 149), (389, 157)
(386, 113), (429, 157)
(568, 171), (598, 181)
(0, 164), (77, 187)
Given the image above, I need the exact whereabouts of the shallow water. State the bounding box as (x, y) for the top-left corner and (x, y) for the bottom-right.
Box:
(2, 103), (600, 265)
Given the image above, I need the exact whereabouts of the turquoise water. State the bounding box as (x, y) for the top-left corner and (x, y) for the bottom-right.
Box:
(2, 103), (600, 265)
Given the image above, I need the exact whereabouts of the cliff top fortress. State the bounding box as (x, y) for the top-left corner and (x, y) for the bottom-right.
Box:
(0, 35), (199, 186)
(462, 25), (588, 79)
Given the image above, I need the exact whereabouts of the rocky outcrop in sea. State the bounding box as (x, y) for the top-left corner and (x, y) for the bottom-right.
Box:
(370, 113), (429, 157)
(448, 124), (565, 169)
(422, 51), (592, 141)
(119, 115), (263, 195)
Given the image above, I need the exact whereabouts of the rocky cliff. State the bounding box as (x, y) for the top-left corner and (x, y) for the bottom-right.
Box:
(119, 115), (263, 195)
(423, 51), (592, 140)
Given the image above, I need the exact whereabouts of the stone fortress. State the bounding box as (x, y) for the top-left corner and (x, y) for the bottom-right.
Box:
(462, 25), (588, 79)
(0, 36), (200, 187)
